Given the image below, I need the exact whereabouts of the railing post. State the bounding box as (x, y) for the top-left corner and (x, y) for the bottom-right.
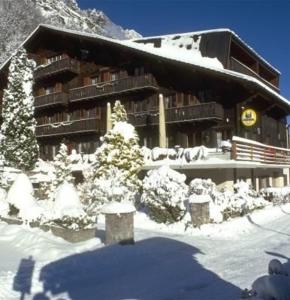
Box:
(231, 141), (237, 160)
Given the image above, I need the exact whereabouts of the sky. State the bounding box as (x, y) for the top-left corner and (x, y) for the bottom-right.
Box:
(78, 0), (290, 101)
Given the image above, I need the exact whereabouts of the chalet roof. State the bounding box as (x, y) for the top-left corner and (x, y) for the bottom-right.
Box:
(0, 24), (289, 111)
(133, 28), (281, 75)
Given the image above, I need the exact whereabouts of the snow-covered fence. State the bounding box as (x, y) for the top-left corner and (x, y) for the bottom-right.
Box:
(143, 145), (212, 163)
(232, 136), (290, 165)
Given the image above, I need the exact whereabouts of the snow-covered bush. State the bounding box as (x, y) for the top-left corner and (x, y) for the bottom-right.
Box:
(6, 173), (43, 221)
(218, 181), (267, 220)
(79, 167), (136, 216)
(0, 48), (39, 171)
(141, 166), (188, 224)
(52, 182), (94, 230)
(260, 186), (290, 204)
(187, 178), (268, 222)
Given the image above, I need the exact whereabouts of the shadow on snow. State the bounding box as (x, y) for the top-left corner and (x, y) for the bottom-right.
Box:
(12, 237), (242, 300)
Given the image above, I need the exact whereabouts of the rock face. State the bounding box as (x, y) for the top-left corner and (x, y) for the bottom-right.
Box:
(0, 0), (141, 64)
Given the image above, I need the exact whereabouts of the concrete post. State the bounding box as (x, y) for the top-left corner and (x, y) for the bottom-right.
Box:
(159, 93), (167, 148)
(106, 102), (112, 132)
(189, 195), (210, 227)
(102, 202), (135, 245)
(273, 171), (284, 188)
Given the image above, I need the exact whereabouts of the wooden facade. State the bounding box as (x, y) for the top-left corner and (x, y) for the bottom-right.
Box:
(0, 26), (289, 161)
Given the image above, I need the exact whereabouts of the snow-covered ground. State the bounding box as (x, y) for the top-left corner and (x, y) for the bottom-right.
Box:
(1, 203), (290, 300)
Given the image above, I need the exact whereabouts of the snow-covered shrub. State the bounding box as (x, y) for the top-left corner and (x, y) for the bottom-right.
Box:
(260, 186), (290, 205)
(221, 181), (267, 220)
(141, 166), (188, 224)
(52, 182), (94, 230)
(188, 178), (216, 197)
(79, 167), (136, 216)
(6, 173), (43, 221)
(187, 178), (268, 222)
(0, 48), (39, 171)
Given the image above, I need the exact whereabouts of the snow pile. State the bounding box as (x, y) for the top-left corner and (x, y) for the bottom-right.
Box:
(141, 166), (188, 224)
(54, 182), (84, 219)
(51, 181), (94, 230)
(6, 173), (43, 222)
(101, 201), (136, 214)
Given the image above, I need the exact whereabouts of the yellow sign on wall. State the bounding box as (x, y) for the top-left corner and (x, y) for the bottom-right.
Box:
(241, 108), (257, 127)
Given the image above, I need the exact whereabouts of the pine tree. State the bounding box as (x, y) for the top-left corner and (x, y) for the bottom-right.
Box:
(94, 101), (143, 191)
(39, 144), (74, 200)
(52, 143), (74, 188)
(110, 100), (127, 125)
(0, 47), (39, 171)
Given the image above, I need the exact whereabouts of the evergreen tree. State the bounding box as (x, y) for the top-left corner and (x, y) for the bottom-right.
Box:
(52, 143), (74, 187)
(0, 47), (39, 171)
(94, 101), (143, 190)
(39, 144), (74, 200)
(110, 100), (127, 125)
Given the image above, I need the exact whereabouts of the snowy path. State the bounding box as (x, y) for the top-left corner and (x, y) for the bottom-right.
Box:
(1, 206), (290, 300)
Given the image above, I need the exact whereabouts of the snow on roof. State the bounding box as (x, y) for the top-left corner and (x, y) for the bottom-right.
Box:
(134, 28), (281, 74)
(0, 24), (289, 109)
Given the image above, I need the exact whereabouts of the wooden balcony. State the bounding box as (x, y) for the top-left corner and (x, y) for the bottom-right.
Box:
(34, 58), (80, 81)
(36, 118), (104, 138)
(34, 92), (68, 110)
(229, 57), (279, 92)
(129, 102), (224, 126)
(231, 136), (290, 166)
(69, 74), (158, 102)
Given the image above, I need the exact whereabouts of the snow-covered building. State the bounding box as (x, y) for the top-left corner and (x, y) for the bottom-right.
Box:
(0, 24), (289, 190)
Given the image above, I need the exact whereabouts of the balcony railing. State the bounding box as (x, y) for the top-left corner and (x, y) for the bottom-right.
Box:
(34, 58), (80, 80)
(128, 102), (224, 126)
(229, 57), (279, 92)
(36, 118), (104, 138)
(69, 74), (158, 102)
(34, 92), (68, 110)
(231, 136), (290, 165)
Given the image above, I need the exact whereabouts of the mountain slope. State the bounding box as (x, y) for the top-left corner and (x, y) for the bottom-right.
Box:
(0, 0), (141, 65)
